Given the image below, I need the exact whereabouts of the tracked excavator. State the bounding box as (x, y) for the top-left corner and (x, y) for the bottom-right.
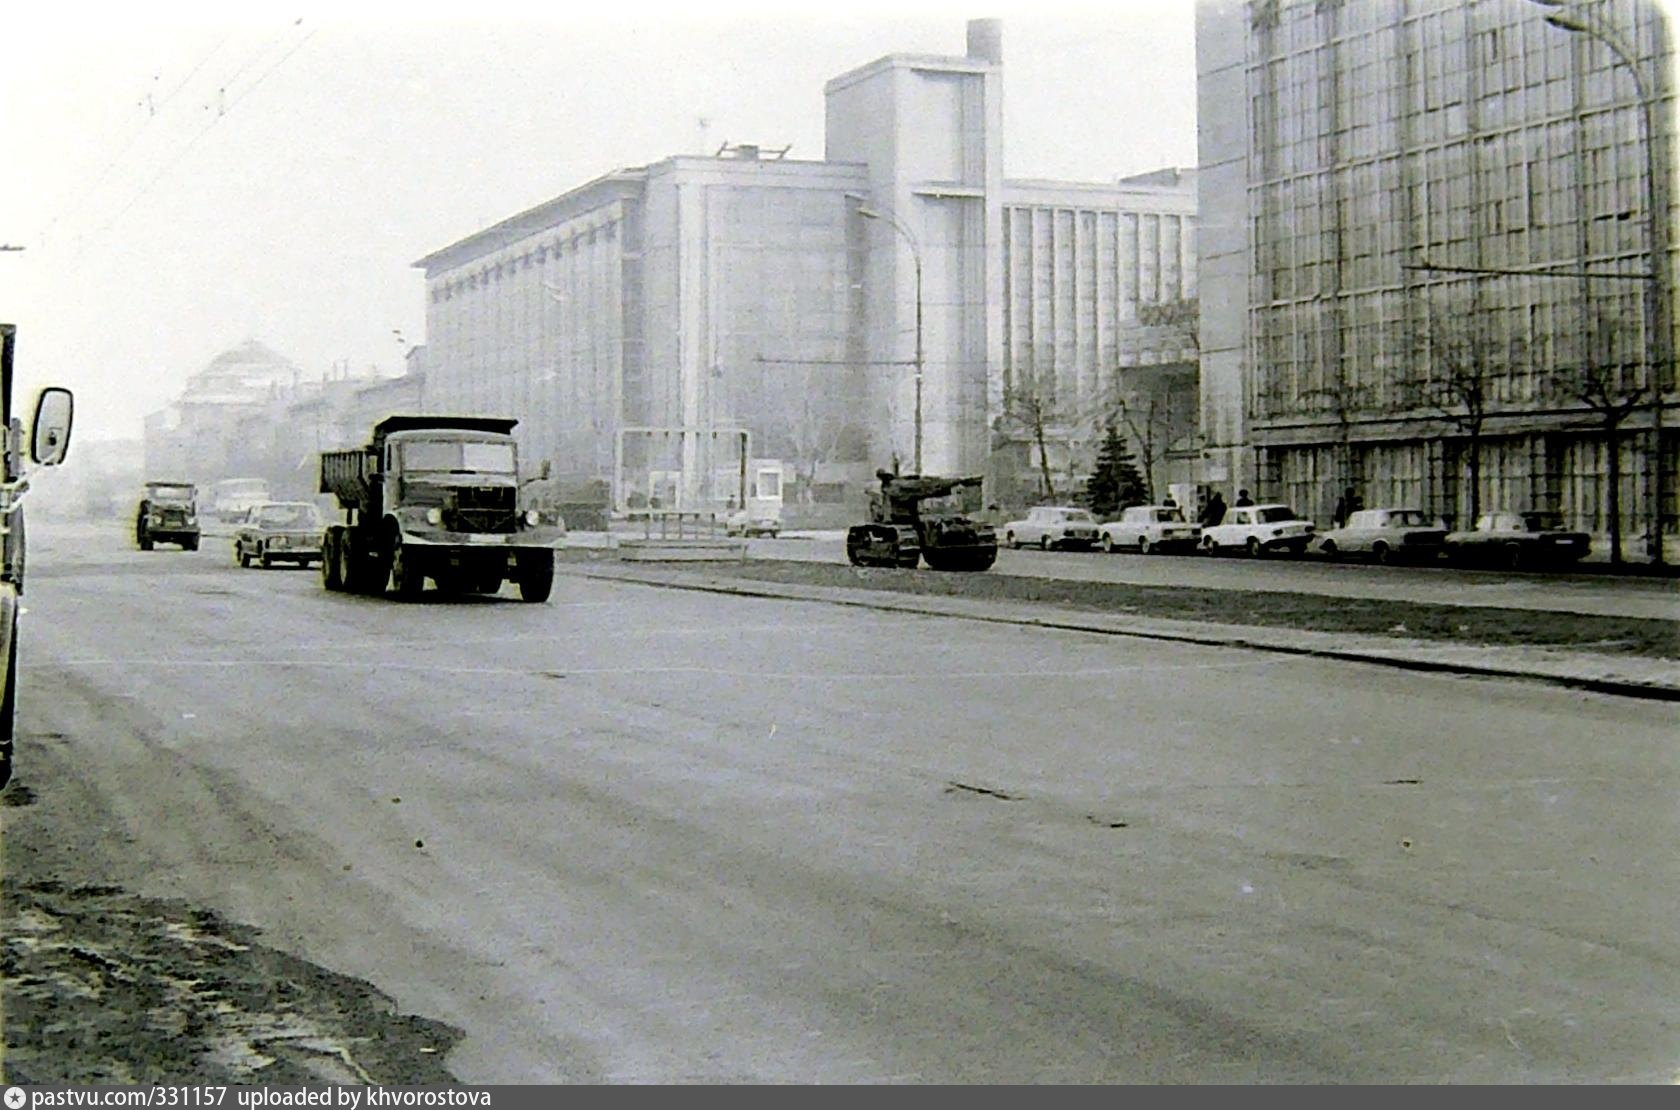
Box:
(845, 469), (998, 571)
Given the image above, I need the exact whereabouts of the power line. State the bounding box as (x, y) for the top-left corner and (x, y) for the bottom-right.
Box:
(36, 30), (235, 247)
(74, 21), (317, 252)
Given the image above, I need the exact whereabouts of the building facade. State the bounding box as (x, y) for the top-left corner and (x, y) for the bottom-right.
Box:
(1198, 0), (1677, 550)
(414, 20), (1197, 513)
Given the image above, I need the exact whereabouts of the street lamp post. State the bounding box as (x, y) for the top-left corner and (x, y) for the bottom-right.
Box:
(1536, 1), (1671, 565)
(848, 195), (924, 474)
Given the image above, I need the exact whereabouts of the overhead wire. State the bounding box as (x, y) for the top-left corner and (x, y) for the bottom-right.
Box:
(70, 19), (317, 255)
(36, 30), (234, 248)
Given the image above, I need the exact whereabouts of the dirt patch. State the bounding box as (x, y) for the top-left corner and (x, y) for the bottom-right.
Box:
(2, 880), (462, 1084)
(613, 558), (1680, 659)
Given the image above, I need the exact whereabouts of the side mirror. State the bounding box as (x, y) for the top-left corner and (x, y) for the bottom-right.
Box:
(30, 387), (73, 466)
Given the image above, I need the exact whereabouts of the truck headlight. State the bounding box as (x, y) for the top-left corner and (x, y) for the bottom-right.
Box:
(525, 508), (541, 526)
(426, 508), (443, 526)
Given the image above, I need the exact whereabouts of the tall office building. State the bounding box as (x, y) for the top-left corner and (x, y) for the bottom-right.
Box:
(1198, 0), (1675, 546)
(415, 20), (1197, 511)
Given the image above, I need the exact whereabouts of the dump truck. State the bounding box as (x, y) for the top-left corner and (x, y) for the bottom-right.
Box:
(318, 415), (566, 602)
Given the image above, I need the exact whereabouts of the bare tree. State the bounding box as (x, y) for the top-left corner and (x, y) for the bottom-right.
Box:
(1404, 311), (1498, 527)
(1112, 394), (1165, 504)
(1558, 310), (1646, 565)
(1002, 387), (1060, 501)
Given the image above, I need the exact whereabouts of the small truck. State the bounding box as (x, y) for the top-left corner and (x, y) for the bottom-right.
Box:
(318, 415), (566, 602)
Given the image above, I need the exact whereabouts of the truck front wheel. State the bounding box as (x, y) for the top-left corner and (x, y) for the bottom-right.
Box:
(516, 551), (554, 603)
(389, 534), (424, 599)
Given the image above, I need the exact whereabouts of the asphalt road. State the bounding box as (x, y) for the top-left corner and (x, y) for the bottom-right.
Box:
(745, 534), (1679, 621)
(9, 521), (1679, 1082)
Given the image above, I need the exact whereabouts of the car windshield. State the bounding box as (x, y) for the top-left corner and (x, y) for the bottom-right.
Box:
(1522, 512), (1563, 532)
(1060, 510), (1095, 523)
(148, 485), (194, 501)
(1256, 506), (1297, 524)
(1387, 510), (1433, 527)
(256, 505), (321, 529)
(402, 440), (516, 474)
(1153, 508), (1185, 523)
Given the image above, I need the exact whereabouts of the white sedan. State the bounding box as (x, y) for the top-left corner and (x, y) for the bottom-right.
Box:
(1201, 503), (1315, 556)
(1001, 506), (1100, 551)
(1097, 505), (1202, 554)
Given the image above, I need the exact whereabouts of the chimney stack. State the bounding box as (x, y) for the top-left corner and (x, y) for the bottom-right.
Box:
(967, 18), (1002, 66)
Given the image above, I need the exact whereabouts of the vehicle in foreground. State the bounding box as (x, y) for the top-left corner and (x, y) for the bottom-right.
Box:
(1443, 511), (1591, 569)
(1316, 508), (1448, 564)
(206, 477), (272, 523)
(319, 415), (567, 602)
(1097, 505), (1201, 554)
(0, 322), (75, 788)
(1201, 503), (1315, 556)
(135, 481), (200, 550)
(846, 470), (997, 571)
(1003, 506), (1100, 551)
(234, 502), (325, 568)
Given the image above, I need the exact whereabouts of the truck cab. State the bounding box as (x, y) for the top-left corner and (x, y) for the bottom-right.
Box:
(1, 322), (76, 788)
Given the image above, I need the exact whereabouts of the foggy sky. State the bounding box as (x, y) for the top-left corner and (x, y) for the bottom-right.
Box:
(0, 0), (1198, 443)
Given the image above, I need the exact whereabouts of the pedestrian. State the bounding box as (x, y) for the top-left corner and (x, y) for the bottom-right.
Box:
(1235, 488), (1253, 507)
(1332, 489), (1350, 529)
(1200, 490), (1227, 528)
(1349, 490), (1364, 517)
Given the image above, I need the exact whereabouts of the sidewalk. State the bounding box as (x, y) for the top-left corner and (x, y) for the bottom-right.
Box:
(562, 557), (1680, 702)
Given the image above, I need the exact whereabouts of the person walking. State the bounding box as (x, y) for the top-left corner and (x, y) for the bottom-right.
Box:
(1200, 490), (1227, 528)
(1234, 488), (1254, 507)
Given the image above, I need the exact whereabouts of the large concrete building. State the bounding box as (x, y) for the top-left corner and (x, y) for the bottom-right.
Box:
(1197, 0), (1676, 552)
(415, 19), (1198, 513)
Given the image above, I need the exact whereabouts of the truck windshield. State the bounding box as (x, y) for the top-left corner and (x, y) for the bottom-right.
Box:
(403, 441), (515, 474)
(148, 485), (194, 501)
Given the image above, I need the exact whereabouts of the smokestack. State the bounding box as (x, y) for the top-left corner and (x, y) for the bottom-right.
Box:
(967, 18), (1002, 66)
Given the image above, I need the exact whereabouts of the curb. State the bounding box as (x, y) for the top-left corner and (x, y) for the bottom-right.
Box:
(564, 562), (1680, 704)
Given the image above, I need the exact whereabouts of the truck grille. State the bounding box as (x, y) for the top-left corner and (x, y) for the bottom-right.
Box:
(446, 486), (517, 534)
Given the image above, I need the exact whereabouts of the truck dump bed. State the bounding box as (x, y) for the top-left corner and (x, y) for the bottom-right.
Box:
(320, 448), (376, 512)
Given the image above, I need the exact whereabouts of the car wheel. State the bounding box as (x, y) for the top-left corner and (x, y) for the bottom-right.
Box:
(1040, 535), (1051, 551)
(1371, 541), (1391, 565)
(1100, 533), (1115, 554)
(516, 550), (554, 603)
(1320, 539), (1338, 559)
(1245, 536), (1261, 557)
(1006, 531), (1018, 549)
(1137, 536), (1152, 556)
(322, 531), (343, 590)
(1503, 542), (1523, 571)
(1202, 535), (1218, 555)
(237, 543), (251, 569)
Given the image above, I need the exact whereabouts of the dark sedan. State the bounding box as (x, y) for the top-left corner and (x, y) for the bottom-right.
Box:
(1443, 511), (1590, 569)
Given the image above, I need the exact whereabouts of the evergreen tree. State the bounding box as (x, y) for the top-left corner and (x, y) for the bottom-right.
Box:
(1084, 424), (1147, 518)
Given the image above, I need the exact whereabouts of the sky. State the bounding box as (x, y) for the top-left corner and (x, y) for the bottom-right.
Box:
(0, 0), (1199, 443)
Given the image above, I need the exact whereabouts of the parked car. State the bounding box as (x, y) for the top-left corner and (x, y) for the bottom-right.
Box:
(725, 507), (781, 539)
(1097, 504), (1202, 554)
(135, 481), (200, 551)
(233, 502), (325, 568)
(1443, 511), (1590, 569)
(1316, 508), (1448, 564)
(1201, 503), (1315, 556)
(1002, 506), (1100, 550)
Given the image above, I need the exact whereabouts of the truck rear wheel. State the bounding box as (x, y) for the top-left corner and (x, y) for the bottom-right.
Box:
(516, 551), (554, 603)
(322, 530), (343, 590)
